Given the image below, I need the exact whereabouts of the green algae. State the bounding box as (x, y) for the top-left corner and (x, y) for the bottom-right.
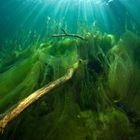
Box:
(0, 30), (140, 140)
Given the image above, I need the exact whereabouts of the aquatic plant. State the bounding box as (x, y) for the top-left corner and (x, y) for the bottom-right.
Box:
(0, 28), (140, 140)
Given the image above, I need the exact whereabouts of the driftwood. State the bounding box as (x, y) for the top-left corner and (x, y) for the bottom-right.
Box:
(52, 28), (85, 40)
(0, 67), (77, 134)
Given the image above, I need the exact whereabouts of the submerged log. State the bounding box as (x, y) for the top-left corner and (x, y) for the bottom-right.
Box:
(0, 66), (78, 134)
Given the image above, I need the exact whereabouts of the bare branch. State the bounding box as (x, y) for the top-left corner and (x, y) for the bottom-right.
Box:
(0, 66), (78, 134)
(52, 28), (85, 40)
(61, 28), (67, 34)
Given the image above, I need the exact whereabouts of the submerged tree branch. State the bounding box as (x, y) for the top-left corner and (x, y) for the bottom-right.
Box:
(52, 28), (85, 40)
(0, 66), (78, 134)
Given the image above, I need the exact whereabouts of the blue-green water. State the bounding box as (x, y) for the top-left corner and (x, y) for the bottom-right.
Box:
(0, 0), (140, 39)
(0, 0), (140, 140)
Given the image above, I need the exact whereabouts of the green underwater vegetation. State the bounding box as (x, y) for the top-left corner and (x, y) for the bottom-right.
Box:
(0, 25), (140, 140)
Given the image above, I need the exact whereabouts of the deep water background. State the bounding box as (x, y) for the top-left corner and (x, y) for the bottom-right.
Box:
(0, 0), (140, 43)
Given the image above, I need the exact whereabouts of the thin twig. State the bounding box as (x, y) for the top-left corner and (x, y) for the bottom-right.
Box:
(0, 66), (78, 134)
(52, 28), (85, 40)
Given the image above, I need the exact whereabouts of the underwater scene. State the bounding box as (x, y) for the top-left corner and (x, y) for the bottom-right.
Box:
(0, 0), (140, 139)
